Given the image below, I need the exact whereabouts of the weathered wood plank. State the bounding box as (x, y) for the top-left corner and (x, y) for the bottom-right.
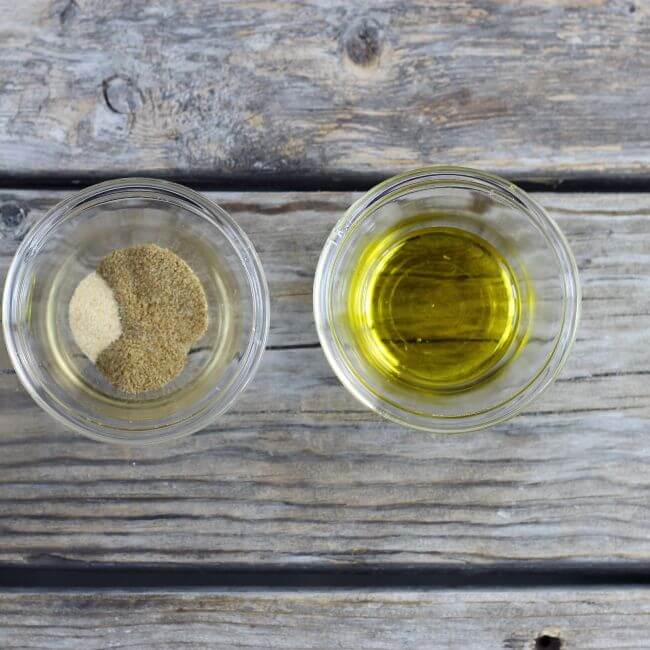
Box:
(1, 1), (649, 181)
(0, 190), (649, 566)
(1, 588), (649, 649)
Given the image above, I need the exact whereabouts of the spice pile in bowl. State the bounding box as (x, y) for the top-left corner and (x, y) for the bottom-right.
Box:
(69, 244), (208, 394)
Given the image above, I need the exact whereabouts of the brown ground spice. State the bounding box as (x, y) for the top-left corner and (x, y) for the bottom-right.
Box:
(96, 244), (208, 394)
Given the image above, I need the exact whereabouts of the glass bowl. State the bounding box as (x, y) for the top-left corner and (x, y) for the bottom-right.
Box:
(3, 178), (269, 445)
(314, 167), (580, 433)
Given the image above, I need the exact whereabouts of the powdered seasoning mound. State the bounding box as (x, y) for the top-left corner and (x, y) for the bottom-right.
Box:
(95, 244), (208, 394)
(69, 272), (122, 362)
(97, 335), (187, 394)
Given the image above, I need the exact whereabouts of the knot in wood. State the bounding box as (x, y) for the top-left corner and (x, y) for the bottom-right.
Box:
(102, 75), (143, 114)
(0, 201), (27, 240)
(344, 18), (382, 66)
(59, 0), (79, 25)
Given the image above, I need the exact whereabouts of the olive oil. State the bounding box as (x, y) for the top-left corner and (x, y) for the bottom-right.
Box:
(348, 225), (521, 392)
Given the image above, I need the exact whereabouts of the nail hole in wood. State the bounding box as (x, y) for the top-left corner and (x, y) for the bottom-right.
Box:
(535, 635), (562, 650)
(0, 201), (27, 240)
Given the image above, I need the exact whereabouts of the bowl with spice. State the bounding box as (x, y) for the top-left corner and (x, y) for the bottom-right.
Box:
(3, 178), (269, 444)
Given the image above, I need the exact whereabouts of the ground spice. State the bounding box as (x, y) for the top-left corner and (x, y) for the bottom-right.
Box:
(95, 244), (208, 394)
(69, 272), (122, 362)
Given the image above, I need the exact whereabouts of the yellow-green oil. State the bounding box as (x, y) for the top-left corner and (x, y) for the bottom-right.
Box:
(348, 225), (522, 392)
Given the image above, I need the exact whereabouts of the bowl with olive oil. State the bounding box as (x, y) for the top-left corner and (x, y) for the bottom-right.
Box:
(314, 167), (580, 433)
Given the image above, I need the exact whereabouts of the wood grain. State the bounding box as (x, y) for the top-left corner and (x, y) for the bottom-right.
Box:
(0, 1), (649, 182)
(0, 190), (649, 567)
(1, 588), (650, 649)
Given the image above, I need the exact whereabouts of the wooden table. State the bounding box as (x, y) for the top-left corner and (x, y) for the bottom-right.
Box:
(1, 1), (649, 648)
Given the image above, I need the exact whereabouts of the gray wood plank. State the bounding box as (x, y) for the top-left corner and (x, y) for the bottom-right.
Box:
(1, 588), (649, 649)
(1, 1), (649, 181)
(0, 190), (649, 566)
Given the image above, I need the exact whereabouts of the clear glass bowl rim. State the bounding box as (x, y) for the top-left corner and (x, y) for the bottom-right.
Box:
(313, 166), (581, 433)
(3, 178), (270, 445)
